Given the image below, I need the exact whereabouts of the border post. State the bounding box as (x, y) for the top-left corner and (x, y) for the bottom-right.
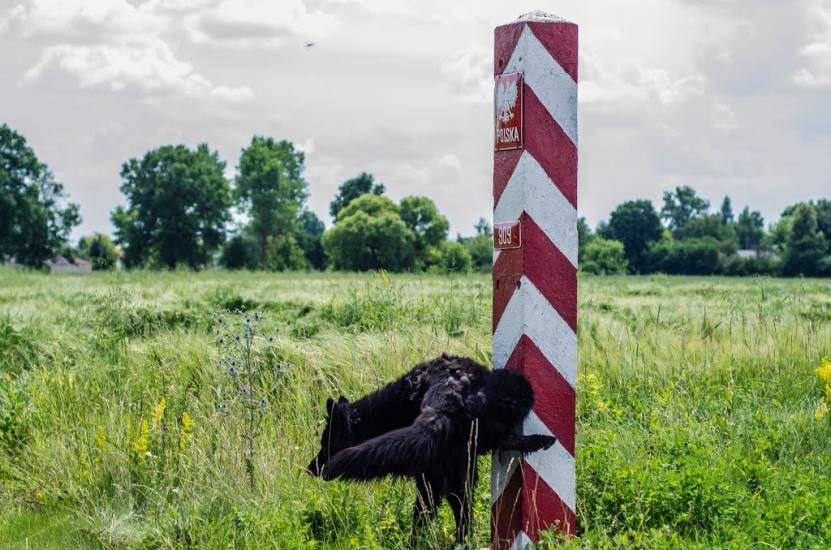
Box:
(491, 11), (578, 548)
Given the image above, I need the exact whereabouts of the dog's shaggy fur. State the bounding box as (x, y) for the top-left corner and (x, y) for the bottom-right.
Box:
(307, 354), (555, 543)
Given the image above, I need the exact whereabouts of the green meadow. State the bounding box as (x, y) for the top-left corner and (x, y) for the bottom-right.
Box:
(1, 268), (830, 548)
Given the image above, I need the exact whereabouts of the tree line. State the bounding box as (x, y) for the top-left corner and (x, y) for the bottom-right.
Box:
(2, 122), (829, 277)
(0, 123), (491, 273)
(580, 188), (831, 277)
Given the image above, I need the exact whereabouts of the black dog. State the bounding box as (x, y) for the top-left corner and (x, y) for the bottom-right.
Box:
(307, 354), (555, 544)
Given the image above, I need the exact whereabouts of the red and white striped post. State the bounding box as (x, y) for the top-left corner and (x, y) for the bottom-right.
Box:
(491, 11), (578, 549)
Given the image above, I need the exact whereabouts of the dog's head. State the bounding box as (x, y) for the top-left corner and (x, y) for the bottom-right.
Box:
(306, 395), (352, 477)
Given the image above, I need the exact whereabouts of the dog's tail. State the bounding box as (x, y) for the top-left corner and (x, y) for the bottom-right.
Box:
(322, 412), (452, 481)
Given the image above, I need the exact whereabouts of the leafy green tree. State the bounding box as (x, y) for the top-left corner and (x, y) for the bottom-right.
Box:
(77, 233), (119, 270)
(460, 218), (492, 273)
(577, 217), (594, 263)
(719, 196), (734, 225)
(646, 237), (721, 275)
(322, 210), (414, 271)
(338, 193), (398, 220)
(661, 186), (710, 233)
(782, 204), (827, 276)
(465, 234), (492, 272)
(296, 210), (327, 270)
(735, 207), (765, 250)
(600, 200), (663, 273)
(329, 172), (385, 222)
(399, 196), (449, 269)
(763, 216), (792, 255)
(438, 241), (472, 273)
(0, 124), (80, 267)
(581, 237), (628, 275)
(235, 137), (308, 270)
(675, 214), (738, 254)
(111, 144), (231, 269)
(221, 233), (261, 270)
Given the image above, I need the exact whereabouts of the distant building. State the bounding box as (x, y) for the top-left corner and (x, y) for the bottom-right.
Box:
(45, 257), (92, 274)
(737, 249), (776, 260)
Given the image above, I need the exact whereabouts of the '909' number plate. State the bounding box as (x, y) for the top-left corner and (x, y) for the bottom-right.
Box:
(493, 221), (521, 250)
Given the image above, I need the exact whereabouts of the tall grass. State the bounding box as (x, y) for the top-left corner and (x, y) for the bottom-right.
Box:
(0, 267), (830, 548)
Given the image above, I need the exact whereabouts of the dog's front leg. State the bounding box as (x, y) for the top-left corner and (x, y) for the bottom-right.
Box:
(410, 474), (440, 545)
(498, 434), (556, 455)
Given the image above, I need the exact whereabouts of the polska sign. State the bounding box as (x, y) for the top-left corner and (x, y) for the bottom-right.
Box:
(494, 72), (523, 151)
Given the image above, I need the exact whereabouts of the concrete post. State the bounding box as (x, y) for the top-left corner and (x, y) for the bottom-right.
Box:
(491, 11), (578, 549)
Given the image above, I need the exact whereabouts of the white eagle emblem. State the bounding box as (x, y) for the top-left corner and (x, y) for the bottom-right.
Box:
(496, 78), (519, 124)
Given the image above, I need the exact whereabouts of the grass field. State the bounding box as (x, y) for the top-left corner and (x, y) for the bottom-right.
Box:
(1, 268), (830, 548)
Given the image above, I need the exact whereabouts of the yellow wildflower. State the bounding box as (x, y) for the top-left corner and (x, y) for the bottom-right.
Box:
(179, 412), (193, 451)
(151, 397), (167, 429)
(816, 358), (831, 385)
(814, 401), (829, 421)
(96, 426), (106, 449)
(35, 490), (45, 501)
(133, 420), (149, 458)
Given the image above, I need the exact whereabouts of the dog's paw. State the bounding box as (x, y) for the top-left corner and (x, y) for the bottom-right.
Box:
(525, 434), (557, 453)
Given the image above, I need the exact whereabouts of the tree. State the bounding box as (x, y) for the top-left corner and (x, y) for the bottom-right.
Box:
(296, 210), (327, 270)
(474, 217), (490, 237)
(235, 137), (308, 270)
(112, 144), (231, 269)
(322, 210), (414, 271)
(399, 196), (449, 269)
(735, 207), (765, 250)
(577, 217), (594, 263)
(438, 241), (472, 273)
(329, 172), (385, 222)
(221, 233), (260, 270)
(0, 124), (80, 267)
(763, 216), (792, 255)
(661, 186), (710, 233)
(646, 237), (721, 275)
(337, 193), (398, 220)
(719, 196), (734, 225)
(77, 233), (119, 270)
(465, 234), (492, 272)
(600, 200), (663, 273)
(581, 237), (628, 275)
(782, 204), (827, 276)
(674, 214), (738, 254)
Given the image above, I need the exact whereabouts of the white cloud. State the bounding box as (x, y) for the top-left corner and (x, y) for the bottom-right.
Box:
(0, 0), (165, 38)
(582, 52), (705, 107)
(23, 39), (253, 102)
(712, 103), (739, 133)
(794, 0), (831, 87)
(185, 0), (340, 48)
(324, 0), (416, 16)
(5, 0), (253, 102)
(440, 43), (491, 103)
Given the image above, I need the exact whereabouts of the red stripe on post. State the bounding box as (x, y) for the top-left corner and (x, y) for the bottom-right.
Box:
(504, 335), (576, 455)
(526, 22), (579, 82)
(521, 213), (577, 330)
(492, 468), (524, 549)
(519, 462), (576, 539)
(494, 149), (523, 207)
(523, 88), (578, 208)
(492, 215), (576, 333)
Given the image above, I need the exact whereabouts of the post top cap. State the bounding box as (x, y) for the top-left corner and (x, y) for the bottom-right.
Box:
(517, 10), (570, 23)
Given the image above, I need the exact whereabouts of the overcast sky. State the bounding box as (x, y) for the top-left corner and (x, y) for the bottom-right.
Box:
(1, 0), (830, 240)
